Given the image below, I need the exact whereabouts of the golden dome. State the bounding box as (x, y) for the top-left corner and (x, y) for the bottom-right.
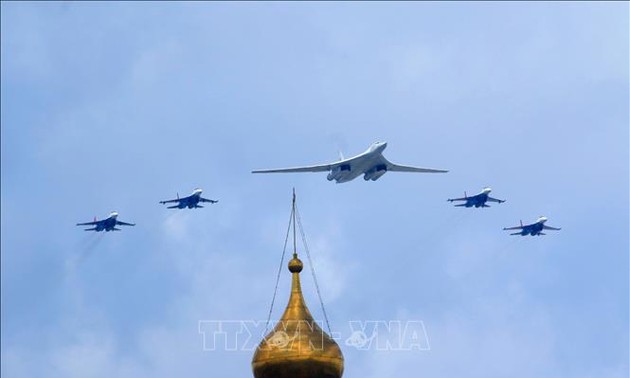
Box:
(252, 253), (344, 378)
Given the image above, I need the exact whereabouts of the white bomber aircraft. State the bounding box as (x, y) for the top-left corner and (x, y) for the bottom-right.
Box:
(252, 141), (448, 183)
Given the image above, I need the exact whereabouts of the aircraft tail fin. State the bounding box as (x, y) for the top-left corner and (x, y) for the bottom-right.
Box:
(338, 150), (344, 161)
(84, 227), (97, 232)
(520, 220), (523, 227)
(167, 205), (179, 209)
(454, 203), (467, 207)
(510, 232), (521, 236)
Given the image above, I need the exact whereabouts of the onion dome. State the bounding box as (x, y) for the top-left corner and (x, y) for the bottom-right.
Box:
(252, 253), (344, 378)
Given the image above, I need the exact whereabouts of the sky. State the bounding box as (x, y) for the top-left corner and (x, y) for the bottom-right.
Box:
(1, 2), (628, 377)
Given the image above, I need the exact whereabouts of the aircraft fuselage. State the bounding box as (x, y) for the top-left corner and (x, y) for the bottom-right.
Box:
(519, 222), (545, 236)
(463, 193), (490, 208)
(177, 192), (203, 208)
(327, 144), (388, 183)
(97, 215), (118, 232)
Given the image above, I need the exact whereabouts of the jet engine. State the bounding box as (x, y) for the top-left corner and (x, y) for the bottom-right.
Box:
(363, 164), (387, 181)
(327, 164), (351, 181)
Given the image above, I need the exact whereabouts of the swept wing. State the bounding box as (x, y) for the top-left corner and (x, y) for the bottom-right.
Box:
(487, 196), (506, 203)
(448, 196), (469, 202)
(200, 197), (218, 203)
(381, 156), (448, 173)
(252, 154), (364, 173)
(76, 220), (100, 226)
(116, 220), (135, 226)
(386, 163), (448, 173)
(159, 198), (182, 204)
(543, 225), (561, 230)
(503, 225), (525, 231)
(252, 162), (334, 173)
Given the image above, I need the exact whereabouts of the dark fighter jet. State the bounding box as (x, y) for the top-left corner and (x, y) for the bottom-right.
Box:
(76, 211), (135, 232)
(448, 187), (506, 208)
(159, 188), (218, 209)
(503, 216), (561, 236)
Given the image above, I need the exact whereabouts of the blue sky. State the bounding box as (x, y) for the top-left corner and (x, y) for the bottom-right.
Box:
(1, 2), (628, 377)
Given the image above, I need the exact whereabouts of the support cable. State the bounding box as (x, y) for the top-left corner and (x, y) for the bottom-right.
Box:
(295, 205), (332, 334)
(265, 205), (294, 332)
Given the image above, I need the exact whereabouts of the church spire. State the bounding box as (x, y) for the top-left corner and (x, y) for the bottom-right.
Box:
(252, 191), (344, 378)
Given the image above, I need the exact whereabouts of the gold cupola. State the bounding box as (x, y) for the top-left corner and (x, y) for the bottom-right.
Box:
(252, 253), (344, 378)
(252, 192), (344, 378)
